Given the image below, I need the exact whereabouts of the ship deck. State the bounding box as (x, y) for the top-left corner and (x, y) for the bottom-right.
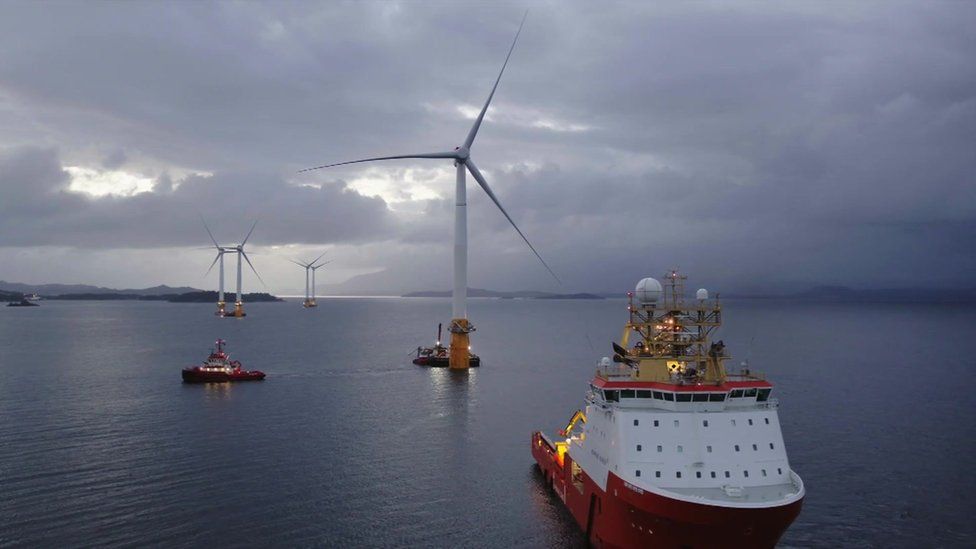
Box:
(650, 471), (804, 508)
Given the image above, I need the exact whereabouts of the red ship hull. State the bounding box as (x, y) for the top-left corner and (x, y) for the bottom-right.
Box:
(531, 432), (802, 549)
(181, 368), (265, 383)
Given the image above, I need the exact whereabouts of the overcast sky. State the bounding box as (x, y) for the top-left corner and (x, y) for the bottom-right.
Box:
(0, 1), (973, 294)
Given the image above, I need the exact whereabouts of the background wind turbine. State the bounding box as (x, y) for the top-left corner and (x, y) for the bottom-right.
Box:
(300, 13), (557, 369)
(288, 251), (328, 308)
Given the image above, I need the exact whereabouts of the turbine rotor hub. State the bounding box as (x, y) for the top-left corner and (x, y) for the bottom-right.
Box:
(454, 146), (470, 160)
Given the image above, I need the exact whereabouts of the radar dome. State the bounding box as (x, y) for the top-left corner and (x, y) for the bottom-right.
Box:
(635, 277), (663, 304)
(696, 288), (709, 300)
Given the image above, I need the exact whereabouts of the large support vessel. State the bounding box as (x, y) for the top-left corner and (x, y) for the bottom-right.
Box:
(532, 272), (804, 548)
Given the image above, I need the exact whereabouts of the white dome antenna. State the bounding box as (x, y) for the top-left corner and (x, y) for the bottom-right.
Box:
(696, 288), (709, 300)
(635, 277), (663, 305)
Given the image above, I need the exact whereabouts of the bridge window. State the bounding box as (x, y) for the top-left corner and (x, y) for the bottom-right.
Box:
(744, 388), (758, 397)
(757, 388), (771, 402)
(621, 389), (635, 399)
(637, 390), (653, 398)
(709, 393), (726, 402)
(605, 390), (618, 402)
(652, 391), (664, 399)
(662, 393), (674, 402)
(730, 389), (744, 398)
(676, 393), (692, 402)
(693, 393), (709, 402)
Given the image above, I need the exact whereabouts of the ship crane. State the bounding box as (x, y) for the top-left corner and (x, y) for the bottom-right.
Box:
(559, 409), (586, 437)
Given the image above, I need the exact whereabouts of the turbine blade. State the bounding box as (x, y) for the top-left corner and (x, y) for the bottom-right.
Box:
(241, 220), (258, 246)
(201, 216), (220, 248)
(310, 251), (329, 265)
(465, 158), (560, 283)
(241, 251), (266, 287)
(463, 11), (528, 150)
(204, 253), (221, 277)
(312, 259), (334, 270)
(287, 258), (307, 268)
(298, 151), (457, 173)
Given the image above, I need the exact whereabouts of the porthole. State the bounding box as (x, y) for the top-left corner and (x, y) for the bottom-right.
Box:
(674, 420), (679, 427)
(724, 471), (730, 478)
(636, 470), (641, 477)
(710, 471), (716, 478)
(748, 419), (753, 426)
(637, 444), (642, 452)
(676, 472), (682, 479)
(762, 469), (767, 477)
(677, 445), (683, 453)
(653, 420), (659, 427)
(655, 471), (661, 478)
(634, 419), (639, 426)
(696, 471), (702, 478)
(744, 470), (750, 478)
(657, 445), (662, 452)
(764, 418), (770, 425)
(752, 444), (758, 451)
(703, 420), (709, 427)
(731, 419), (737, 426)
(734, 445), (740, 452)
(778, 468), (783, 475)
(769, 443), (775, 450)
(706, 445), (712, 453)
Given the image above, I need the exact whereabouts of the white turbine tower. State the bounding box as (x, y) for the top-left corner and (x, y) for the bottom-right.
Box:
(289, 251), (329, 308)
(231, 221), (263, 317)
(300, 13), (557, 369)
(203, 220), (232, 316)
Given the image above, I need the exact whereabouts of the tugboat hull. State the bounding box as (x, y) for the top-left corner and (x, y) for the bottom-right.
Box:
(412, 355), (480, 367)
(531, 432), (802, 549)
(181, 368), (265, 383)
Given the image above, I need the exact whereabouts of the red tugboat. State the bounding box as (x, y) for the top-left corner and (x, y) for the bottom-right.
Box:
(532, 272), (804, 548)
(412, 323), (481, 367)
(182, 339), (265, 383)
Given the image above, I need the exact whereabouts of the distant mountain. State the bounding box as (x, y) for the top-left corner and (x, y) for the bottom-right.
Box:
(402, 288), (604, 300)
(43, 291), (283, 303)
(0, 281), (201, 296)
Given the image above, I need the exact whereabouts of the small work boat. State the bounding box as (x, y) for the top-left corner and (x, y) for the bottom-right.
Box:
(182, 339), (265, 382)
(412, 323), (480, 367)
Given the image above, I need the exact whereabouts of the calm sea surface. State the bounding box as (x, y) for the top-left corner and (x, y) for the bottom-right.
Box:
(1, 298), (974, 548)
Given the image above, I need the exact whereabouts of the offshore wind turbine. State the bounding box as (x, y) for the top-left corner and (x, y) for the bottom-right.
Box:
(288, 251), (329, 308)
(203, 220), (232, 316)
(300, 13), (557, 369)
(229, 221), (263, 317)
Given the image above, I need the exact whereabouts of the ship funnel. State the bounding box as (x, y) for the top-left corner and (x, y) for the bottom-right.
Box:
(635, 277), (662, 304)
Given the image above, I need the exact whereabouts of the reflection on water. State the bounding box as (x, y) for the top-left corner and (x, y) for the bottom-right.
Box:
(0, 298), (974, 547)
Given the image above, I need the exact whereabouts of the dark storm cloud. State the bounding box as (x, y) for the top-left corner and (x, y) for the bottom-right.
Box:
(0, 1), (973, 292)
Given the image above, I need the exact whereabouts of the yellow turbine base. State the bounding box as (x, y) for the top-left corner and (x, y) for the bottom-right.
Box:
(449, 318), (471, 370)
(234, 302), (244, 317)
(216, 301), (226, 316)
